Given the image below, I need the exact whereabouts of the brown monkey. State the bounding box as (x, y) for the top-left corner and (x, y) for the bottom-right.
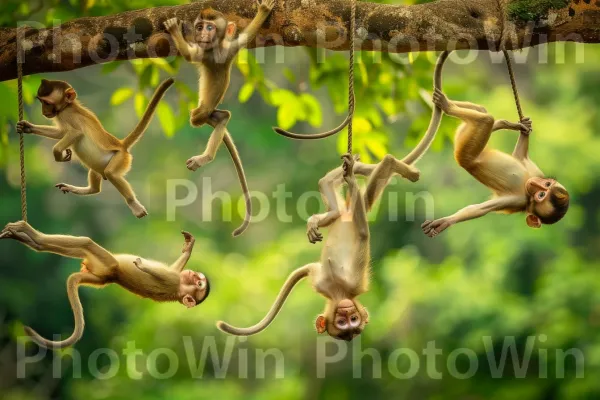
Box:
(0, 221), (209, 349)
(421, 89), (570, 237)
(16, 78), (174, 218)
(217, 52), (451, 341)
(164, 0), (275, 236)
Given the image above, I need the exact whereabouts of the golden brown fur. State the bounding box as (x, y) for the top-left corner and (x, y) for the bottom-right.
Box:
(164, 1), (275, 236)
(17, 78), (174, 218)
(1, 221), (208, 349)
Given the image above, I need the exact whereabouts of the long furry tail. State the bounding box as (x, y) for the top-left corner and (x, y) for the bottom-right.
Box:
(217, 265), (311, 336)
(401, 51), (451, 165)
(223, 132), (252, 237)
(122, 78), (175, 150)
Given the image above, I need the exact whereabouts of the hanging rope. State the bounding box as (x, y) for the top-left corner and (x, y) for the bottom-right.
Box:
(502, 49), (524, 121)
(16, 28), (28, 222)
(346, 0), (356, 154)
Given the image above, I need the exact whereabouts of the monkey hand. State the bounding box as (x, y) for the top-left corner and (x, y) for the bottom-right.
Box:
(164, 18), (181, 33)
(181, 231), (196, 253)
(55, 149), (72, 162)
(432, 88), (451, 113)
(16, 120), (34, 134)
(186, 155), (212, 171)
(0, 221), (34, 243)
(421, 218), (451, 238)
(55, 183), (74, 194)
(307, 215), (323, 244)
(519, 117), (532, 135)
(258, 0), (276, 12)
(341, 153), (356, 180)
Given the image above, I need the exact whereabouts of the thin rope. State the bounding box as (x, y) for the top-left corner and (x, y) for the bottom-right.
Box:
(347, 0), (356, 154)
(17, 27), (28, 222)
(502, 49), (524, 121)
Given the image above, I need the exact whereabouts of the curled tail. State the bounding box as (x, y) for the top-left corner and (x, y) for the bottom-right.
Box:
(122, 78), (175, 150)
(223, 132), (252, 237)
(401, 51), (451, 165)
(273, 114), (352, 140)
(24, 272), (103, 349)
(217, 265), (311, 336)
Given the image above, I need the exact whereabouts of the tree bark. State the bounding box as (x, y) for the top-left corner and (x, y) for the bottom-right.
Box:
(0, 0), (598, 82)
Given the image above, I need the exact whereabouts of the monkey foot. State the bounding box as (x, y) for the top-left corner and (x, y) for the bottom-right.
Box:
(55, 183), (74, 193)
(186, 155), (213, 171)
(127, 201), (148, 219)
(404, 166), (421, 183)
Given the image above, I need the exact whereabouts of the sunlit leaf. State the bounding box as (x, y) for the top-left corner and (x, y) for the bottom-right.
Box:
(157, 102), (176, 138)
(238, 83), (255, 103)
(110, 88), (134, 106)
(277, 103), (298, 130)
(134, 92), (147, 118)
(300, 93), (322, 127)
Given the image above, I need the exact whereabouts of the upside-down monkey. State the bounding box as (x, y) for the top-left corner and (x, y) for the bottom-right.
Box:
(17, 78), (174, 218)
(164, 0), (275, 236)
(421, 89), (570, 238)
(217, 52), (451, 341)
(0, 221), (210, 349)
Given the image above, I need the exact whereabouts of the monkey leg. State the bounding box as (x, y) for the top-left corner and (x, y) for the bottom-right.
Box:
(307, 161), (374, 243)
(104, 152), (148, 218)
(363, 155), (420, 212)
(1, 221), (117, 276)
(186, 109), (232, 171)
(56, 170), (102, 195)
(449, 106), (495, 170)
(450, 101), (487, 113)
(189, 103), (214, 128)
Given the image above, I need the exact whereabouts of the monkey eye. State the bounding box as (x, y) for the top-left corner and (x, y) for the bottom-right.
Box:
(198, 280), (206, 290)
(538, 192), (546, 199)
(206, 25), (214, 31)
(196, 24), (203, 31)
(350, 316), (358, 322)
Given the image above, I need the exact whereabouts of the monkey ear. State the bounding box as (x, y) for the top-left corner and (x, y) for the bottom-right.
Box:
(182, 294), (197, 308)
(226, 22), (237, 39)
(526, 214), (542, 229)
(65, 88), (77, 103)
(315, 315), (327, 334)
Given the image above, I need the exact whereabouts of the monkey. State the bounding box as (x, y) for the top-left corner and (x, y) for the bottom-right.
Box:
(16, 78), (174, 218)
(0, 221), (210, 349)
(216, 52), (452, 341)
(163, 0), (275, 236)
(421, 89), (570, 238)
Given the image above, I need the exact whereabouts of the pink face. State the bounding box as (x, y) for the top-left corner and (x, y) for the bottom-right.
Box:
(179, 270), (209, 308)
(195, 20), (218, 49)
(526, 177), (556, 203)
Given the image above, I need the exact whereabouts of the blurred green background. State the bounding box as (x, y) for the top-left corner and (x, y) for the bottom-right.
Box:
(2, 0), (600, 399)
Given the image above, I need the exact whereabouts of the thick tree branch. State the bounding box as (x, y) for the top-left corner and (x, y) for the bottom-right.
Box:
(0, 0), (598, 82)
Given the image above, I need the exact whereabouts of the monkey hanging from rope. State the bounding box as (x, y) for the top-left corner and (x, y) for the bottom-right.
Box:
(0, 221), (210, 349)
(217, 52), (451, 341)
(17, 78), (174, 218)
(421, 88), (570, 238)
(164, 0), (275, 236)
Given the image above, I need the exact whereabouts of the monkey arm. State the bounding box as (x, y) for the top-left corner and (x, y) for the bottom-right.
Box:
(170, 231), (195, 272)
(133, 258), (168, 282)
(492, 120), (522, 132)
(449, 196), (525, 225)
(52, 130), (82, 162)
(228, 6), (272, 54)
(171, 31), (203, 62)
(345, 171), (369, 241)
(29, 124), (64, 140)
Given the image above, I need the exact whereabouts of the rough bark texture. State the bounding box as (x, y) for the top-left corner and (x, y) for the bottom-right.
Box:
(0, 0), (598, 81)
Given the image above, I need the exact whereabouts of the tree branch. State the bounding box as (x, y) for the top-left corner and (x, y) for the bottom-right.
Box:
(0, 0), (598, 82)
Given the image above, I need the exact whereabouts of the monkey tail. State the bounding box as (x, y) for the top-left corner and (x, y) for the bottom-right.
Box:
(401, 50), (451, 165)
(216, 265), (311, 336)
(223, 131), (252, 237)
(24, 272), (105, 349)
(122, 78), (175, 150)
(272, 114), (352, 140)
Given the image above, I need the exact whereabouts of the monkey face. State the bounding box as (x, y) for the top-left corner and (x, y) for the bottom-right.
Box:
(525, 177), (569, 227)
(179, 270), (210, 308)
(37, 79), (76, 118)
(194, 19), (222, 50)
(315, 299), (369, 341)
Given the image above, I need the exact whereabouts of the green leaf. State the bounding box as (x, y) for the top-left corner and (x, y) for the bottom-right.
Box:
(139, 65), (153, 90)
(300, 93), (322, 127)
(110, 88), (134, 106)
(238, 83), (255, 103)
(277, 103), (299, 130)
(134, 92), (147, 118)
(157, 102), (176, 138)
